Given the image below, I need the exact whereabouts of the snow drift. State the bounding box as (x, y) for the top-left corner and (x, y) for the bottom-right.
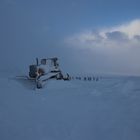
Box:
(0, 74), (140, 140)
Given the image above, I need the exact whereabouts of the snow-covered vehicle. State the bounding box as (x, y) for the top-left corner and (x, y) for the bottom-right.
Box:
(16, 57), (70, 89)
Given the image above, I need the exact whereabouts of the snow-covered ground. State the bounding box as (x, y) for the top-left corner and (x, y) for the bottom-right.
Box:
(0, 75), (140, 140)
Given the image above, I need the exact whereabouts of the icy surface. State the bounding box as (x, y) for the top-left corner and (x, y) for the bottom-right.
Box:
(0, 75), (140, 140)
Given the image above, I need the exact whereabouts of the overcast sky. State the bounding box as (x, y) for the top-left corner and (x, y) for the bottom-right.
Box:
(0, 0), (140, 75)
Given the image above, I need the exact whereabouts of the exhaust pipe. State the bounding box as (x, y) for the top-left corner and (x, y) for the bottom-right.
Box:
(36, 58), (39, 66)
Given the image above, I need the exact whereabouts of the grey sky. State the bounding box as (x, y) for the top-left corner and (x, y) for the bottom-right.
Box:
(1, 0), (140, 75)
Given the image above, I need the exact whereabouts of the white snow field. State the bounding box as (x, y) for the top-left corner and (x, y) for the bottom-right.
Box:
(0, 75), (140, 140)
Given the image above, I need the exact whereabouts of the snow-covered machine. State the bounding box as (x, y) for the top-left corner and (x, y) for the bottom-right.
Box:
(28, 57), (70, 88)
(15, 57), (70, 89)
